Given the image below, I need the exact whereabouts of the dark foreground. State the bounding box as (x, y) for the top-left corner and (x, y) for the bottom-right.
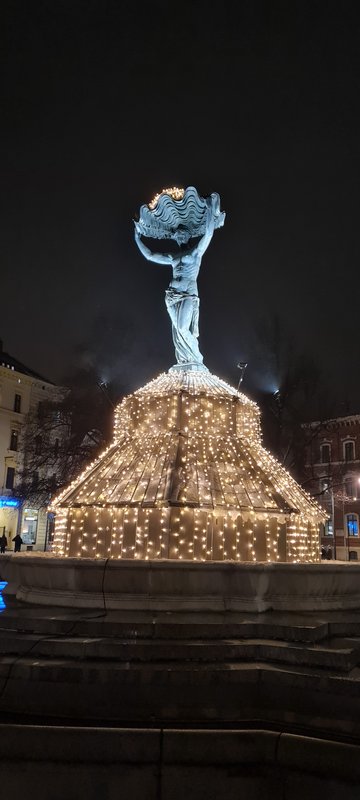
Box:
(1, 597), (360, 798)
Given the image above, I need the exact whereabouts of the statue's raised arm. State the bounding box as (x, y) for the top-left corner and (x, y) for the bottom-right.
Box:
(134, 225), (174, 266)
(194, 193), (225, 258)
(134, 186), (225, 372)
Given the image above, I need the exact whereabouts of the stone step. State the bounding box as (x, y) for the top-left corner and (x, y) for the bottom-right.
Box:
(2, 600), (360, 743)
(1, 656), (360, 735)
(0, 608), (331, 642)
(1, 724), (360, 780)
(0, 632), (358, 671)
(330, 622), (360, 637)
(2, 723), (360, 800)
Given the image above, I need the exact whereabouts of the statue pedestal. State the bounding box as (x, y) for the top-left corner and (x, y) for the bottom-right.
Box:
(169, 362), (209, 373)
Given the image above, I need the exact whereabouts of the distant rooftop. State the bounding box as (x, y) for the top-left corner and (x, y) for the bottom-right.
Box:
(303, 414), (360, 429)
(0, 339), (54, 384)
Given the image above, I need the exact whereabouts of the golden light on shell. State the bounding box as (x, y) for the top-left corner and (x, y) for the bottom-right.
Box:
(149, 186), (185, 210)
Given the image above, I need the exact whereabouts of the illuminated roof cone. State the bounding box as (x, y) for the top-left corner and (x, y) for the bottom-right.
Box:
(51, 370), (326, 562)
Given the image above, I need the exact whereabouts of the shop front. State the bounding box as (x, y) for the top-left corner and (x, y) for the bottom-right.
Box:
(20, 508), (39, 549)
(0, 496), (20, 551)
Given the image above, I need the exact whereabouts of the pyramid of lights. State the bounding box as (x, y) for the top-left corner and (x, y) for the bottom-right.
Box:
(51, 187), (325, 562)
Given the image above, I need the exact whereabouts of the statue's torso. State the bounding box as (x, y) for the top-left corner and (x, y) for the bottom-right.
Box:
(169, 253), (200, 296)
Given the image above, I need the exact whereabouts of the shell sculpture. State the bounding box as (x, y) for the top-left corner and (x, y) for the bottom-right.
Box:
(136, 186), (224, 244)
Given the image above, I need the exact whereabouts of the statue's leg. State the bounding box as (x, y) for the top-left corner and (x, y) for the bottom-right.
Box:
(165, 293), (204, 365)
(166, 301), (190, 363)
(190, 296), (200, 338)
(176, 297), (203, 364)
(166, 300), (185, 363)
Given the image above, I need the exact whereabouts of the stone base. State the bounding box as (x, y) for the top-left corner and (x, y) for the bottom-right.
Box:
(168, 362), (209, 372)
(1, 725), (360, 800)
(2, 554), (360, 612)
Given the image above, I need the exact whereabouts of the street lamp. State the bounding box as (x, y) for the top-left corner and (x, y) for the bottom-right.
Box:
(97, 381), (115, 409)
(236, 362), (247, 391)
(320, 483), (336, 560)
(329, 485), (336, 561)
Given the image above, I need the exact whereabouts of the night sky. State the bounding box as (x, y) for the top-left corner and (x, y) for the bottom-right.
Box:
(2, 1), (360, 408)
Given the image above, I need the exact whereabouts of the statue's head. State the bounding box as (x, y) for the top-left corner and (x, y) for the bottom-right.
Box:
(173, 225), (190, 246)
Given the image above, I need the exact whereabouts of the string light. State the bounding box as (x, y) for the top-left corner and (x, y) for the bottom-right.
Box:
(50, 370), (326, 562)
(149, 187), (185, 210)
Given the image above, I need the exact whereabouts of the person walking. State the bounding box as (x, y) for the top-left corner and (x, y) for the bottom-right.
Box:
(12, 534), (23, 553)
(0, 533), (7, 553)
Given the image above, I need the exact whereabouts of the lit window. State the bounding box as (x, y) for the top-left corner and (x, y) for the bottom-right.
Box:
(9, 430), (18, 451)
(346, 513), (359, 536)
(319, 480), (331, 507)
(345, 475), (358, 499)
(324, 520), (333, 536)
(320, 443), (331, 463)
(344, 441), (355, 461)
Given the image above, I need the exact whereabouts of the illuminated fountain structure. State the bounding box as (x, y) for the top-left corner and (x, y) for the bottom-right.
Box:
(5, 188), (355, 613)
(51, 187), (325, 563)
(51, 369), (324, 562)
(0, 192), (357, 779)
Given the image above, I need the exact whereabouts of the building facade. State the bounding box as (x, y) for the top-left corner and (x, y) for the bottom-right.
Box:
(0, 342), (64, 552)
(304, 414), (360, 560)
